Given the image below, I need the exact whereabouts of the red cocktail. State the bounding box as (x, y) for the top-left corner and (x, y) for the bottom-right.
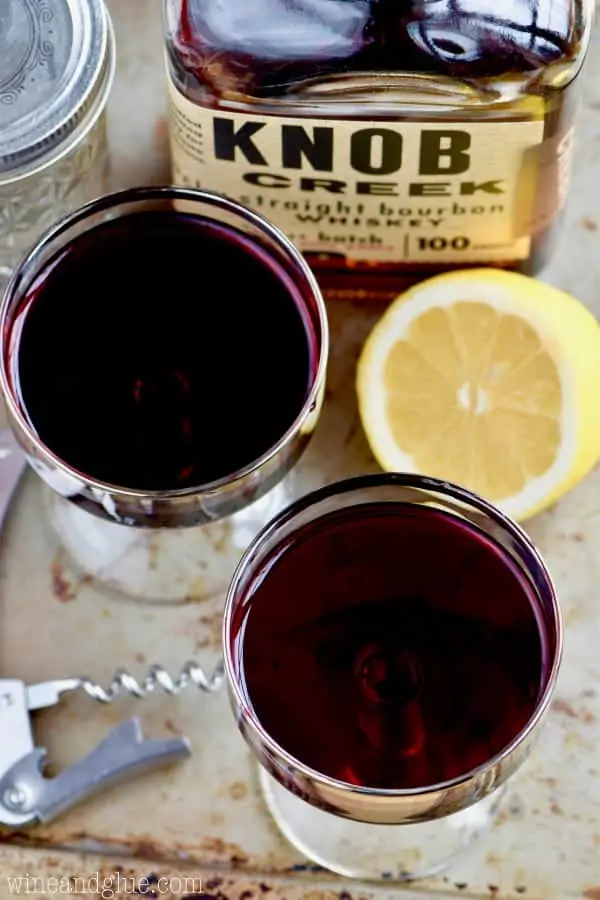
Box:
(0, 187), (328, 602)
(225, 475), (561, 880)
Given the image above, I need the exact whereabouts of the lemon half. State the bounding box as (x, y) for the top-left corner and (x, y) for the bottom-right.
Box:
(357, 269), (600, 521)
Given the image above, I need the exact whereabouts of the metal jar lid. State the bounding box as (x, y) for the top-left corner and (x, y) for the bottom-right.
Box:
(0, 0), (115, 176)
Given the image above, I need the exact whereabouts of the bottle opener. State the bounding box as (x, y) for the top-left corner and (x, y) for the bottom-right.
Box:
(0, 430), (224, 827)
(0, 678), (191, 826)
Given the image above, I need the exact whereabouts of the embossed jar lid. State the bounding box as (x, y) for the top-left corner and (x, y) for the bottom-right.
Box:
(0, 0), (115, 175)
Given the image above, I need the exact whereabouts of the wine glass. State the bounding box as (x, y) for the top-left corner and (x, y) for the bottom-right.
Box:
(0, 187), (328, 603)
(223, 474), (561, 881)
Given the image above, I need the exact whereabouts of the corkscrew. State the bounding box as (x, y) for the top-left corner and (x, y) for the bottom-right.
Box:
(75, 659), (226, 703)
(0, 430), (225, 828)
(0, 662), (225, 828)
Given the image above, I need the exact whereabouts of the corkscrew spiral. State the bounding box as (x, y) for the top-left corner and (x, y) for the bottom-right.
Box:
(75, 659), (226, 703)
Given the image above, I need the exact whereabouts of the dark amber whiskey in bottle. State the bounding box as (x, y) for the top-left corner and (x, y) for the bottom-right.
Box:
(165, 0), (593, 300)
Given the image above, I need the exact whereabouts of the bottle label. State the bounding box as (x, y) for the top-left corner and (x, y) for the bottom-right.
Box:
(168, 80), (546, 265)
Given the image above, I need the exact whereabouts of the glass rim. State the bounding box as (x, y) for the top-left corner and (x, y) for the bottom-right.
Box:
(0, 185), (329, 501)
(223, 472), (563, 799)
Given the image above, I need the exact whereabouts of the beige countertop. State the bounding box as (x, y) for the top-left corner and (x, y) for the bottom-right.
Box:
(0, 2), (599, 899)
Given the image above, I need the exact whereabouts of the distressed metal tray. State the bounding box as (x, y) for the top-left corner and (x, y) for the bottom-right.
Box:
(0, 2), (599, 898)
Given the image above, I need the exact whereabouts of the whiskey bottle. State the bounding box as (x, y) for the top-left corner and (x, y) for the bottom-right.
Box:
(165, 0), (593, 301)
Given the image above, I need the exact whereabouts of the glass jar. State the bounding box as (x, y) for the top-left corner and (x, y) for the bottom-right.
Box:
(164, 0), (593, 301)
(0, 0), (115, 284)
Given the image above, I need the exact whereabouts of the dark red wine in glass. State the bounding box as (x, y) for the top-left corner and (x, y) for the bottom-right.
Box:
(234, 502), (550, 790)
(12, 211), (317, 491)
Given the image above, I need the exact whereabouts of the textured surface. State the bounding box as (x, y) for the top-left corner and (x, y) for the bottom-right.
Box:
(0, 1), (599, 898)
